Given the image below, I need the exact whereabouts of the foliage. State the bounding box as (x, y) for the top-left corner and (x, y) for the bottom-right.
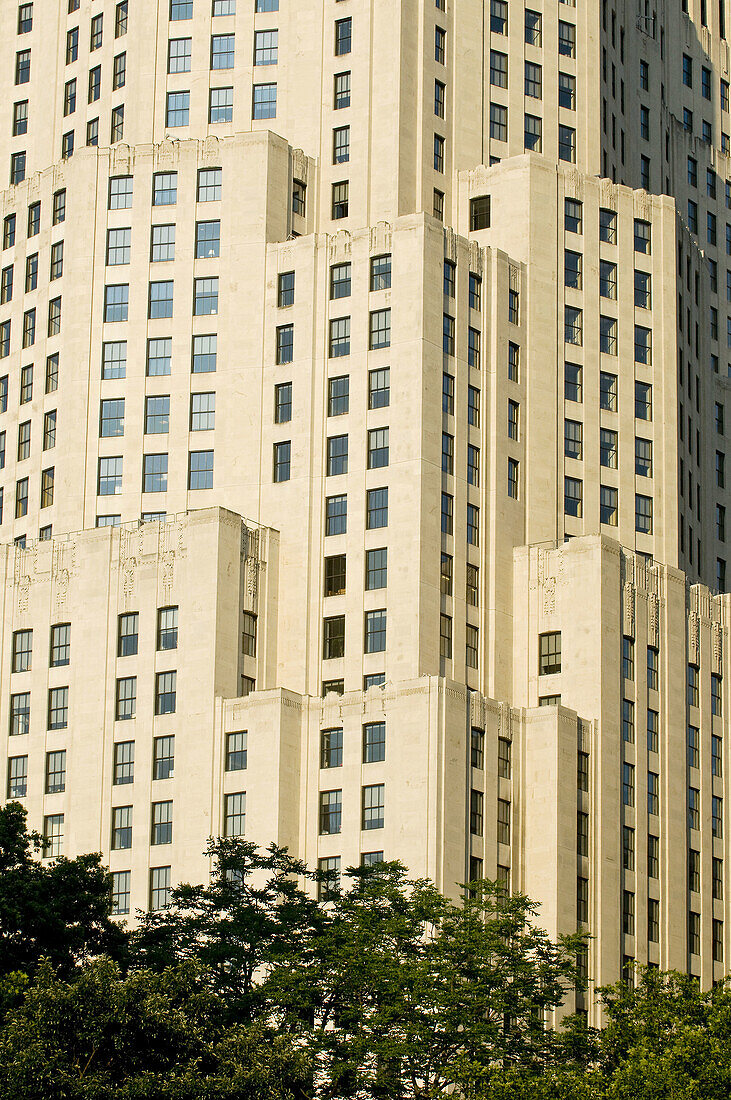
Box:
(3, 814), (731, 1098)
(0, 957), (311, 1099)
(0, 802), (127, 982)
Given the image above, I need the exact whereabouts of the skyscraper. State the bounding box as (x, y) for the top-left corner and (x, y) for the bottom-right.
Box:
(1, 0), (730, 1015)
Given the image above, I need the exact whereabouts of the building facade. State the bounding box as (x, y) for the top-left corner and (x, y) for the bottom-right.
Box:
(1, 0), (731, 1019)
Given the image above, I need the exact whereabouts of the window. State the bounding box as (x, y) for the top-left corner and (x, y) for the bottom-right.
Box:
(334, 71), (351, 109)
(565, 306), (582, 345)
(491, 0), (507, 33)
(166, 90), (190, 127)
(9, 692), (30, 737)
(491, 51), (508, 88)
(558, 71), (575, 109)
(363, 784), (385, 830)
(524, 114), (542, 151)
(90, 12), (103, 49)
(712, 674), (723, 717)
(713, 795), (724, 838)
(326, 494), (347, 535)
(470, 196), (490, 231)
(155, 671), (176, 716)
(365, 609), (386, 653)
(66, 28), (78, 64)
(225, 731), (247, 772)
(333, 125), (350, 165)
(189, 450), (214, 490)
(367, 428), (389, 470)
(565, 250), (582, 290)
(365, 548), (387, 591)
(635, 495), (653, 534)
(466, 386), (480, 430)
(490, 103), (507, 142)
(635, 326), (652, 366)
(43, 815), (64, 858)
(507, 457), (519, 500)
(443, 314), (455, 355)
(104, 284), (129, 323)
(192, 334), (217, 373)
(367, 488), (388, 530)
(366, 367), (390, 411)
(434, 25), (445, 62)
(15, 49), (30, 85)
(363, 722), (386, 763)
(525, 60), (541, 98)
(622, 762), (634, 807)
(49, 623), (70, 669)
(272, 440), (291, 483)
(498, 799), (511, 846)
(142, 453), (168, 493)
(252, 83), (277, 119)
(151, 801), (173, 845)
(150, 866), (171, 911)
(329, 317), (350, 358)
(327, 434), (348, 477)
(319, 789), (342, 835)
(115, 676), (136, 721)
(212, 32), (236, 68)
(190, 391), (215, 432)
(118, 613), (138, 657)
(539, 632), (561, 675)
(561, 362), (582, 404)
(648, 769), (660, 816)
(558, 124), (576, 162)
(558, 19), (575, 56)
(155, 606), (178, 652)
(369, 310), (391, 350)
(113, 741), (134, 786)
(525, 9), (542, 45)
(564, 419), (582, 460)
(150, 224), (176, 263)
(323, 615), (345, 659)
(98, 456), (123, 496)
(149, 281), (174, 320)
(564, 476), (582, 518)
(145, 338), (171, 377)
(7, 755), (28, 799)
(109, 176), (133, 210)
(112, 871), (130, 916)
(194, 278), (219, 316)
(634, 220), (651, 254)
(209, 86), (233, 122)
(153, 172), (178, 206)
(12, 629), (32, 674)
(331, 181), (349, 220)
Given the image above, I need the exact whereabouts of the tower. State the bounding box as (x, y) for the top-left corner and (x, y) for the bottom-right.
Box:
(1, 0), (730, 1017)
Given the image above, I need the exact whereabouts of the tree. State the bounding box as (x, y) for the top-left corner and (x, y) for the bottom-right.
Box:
(0, 957), (312, 1099)
(596, 967), (731, 1100)
(270, 863), (587, 1099)
(0, 803), (126, 981)
(131, 837), (325, 1025)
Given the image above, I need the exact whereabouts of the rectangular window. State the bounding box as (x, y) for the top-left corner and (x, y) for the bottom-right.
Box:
(150, 866), (171, 910)
(367, 487), (388, 530)
(470, 196), (490, 231)
(113, 740), (134, 785)
(498, 799), (511, 846)
(323, 615), (345, 659)
(151, 800), (173, 845)
(319, 789), (342, 835)
(326, 494), (347, 536)
(151, 224), (176, 262)
(193, 277), (219, 315)
(564, 476), (582, 517)
(252, 83), (277, 119)
(490, 103), (507, 142)
(370, 254), (391, 291)
(7, 755), (28, 799)
(334, 71), (350, 109)
(329, 317), (350, 358)
(225, 731), (247, 772)
(153, 172), (178, 206)
(365, 548), (387, 591)
(363, 783), (385, 830)
(142, 453), (168, 492)
(188, 450), (214, 490)
(112, 871), (130, 916)
(197, 162), (221, 198)
(369, 309), (391, 350)
(43, 815), (64, 858)
(539, 632), (561, 675)
(363, 721), (386, 763)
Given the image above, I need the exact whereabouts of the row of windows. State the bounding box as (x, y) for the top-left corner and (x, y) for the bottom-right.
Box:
(99, 394), (216, 436)
(564, 481), (653, 531)
(325, 487), (388, 534)
(490, 52), (576, 107)
(106, 168), (221, 210)
(322, 552), (388, 596)
(319, 784), (385, 833)
(8, 728), (247, 802)
(100, 337), (219, 377)
(470, 791), (511, 846)
(489, 4), (576, 55)
(563, 253), (652, 307)
(103, 279), (220, 321)
(1, 299), (63, 357)
(564, 308), (653, 363)
(10, 611), (176, 673)
(105, 222), (221, 266)
(438, 615), (481, 668)
(564, 422), (653, 477)
(8, 671), (177, 734)
(322, 611), (387, 658)
(565, 365), (653, 421)
(1, 244), (66, 306)
(2, 192), (66, 253)
(97, 453), (214, 494)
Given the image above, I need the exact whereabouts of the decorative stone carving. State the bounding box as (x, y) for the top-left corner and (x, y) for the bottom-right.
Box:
(688, 613), (700, 666)
(291, 148), (308, 184)
(713, 622), (723, 674)
(329, 230), (352, 261)
(623, 583), (635, 638)
(370, 221), (392, 255)
(201, 135), (220, 162)
(648, 594), (659, 648)
(443, 226), (457, 263)
(468, 240), (482, 274)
